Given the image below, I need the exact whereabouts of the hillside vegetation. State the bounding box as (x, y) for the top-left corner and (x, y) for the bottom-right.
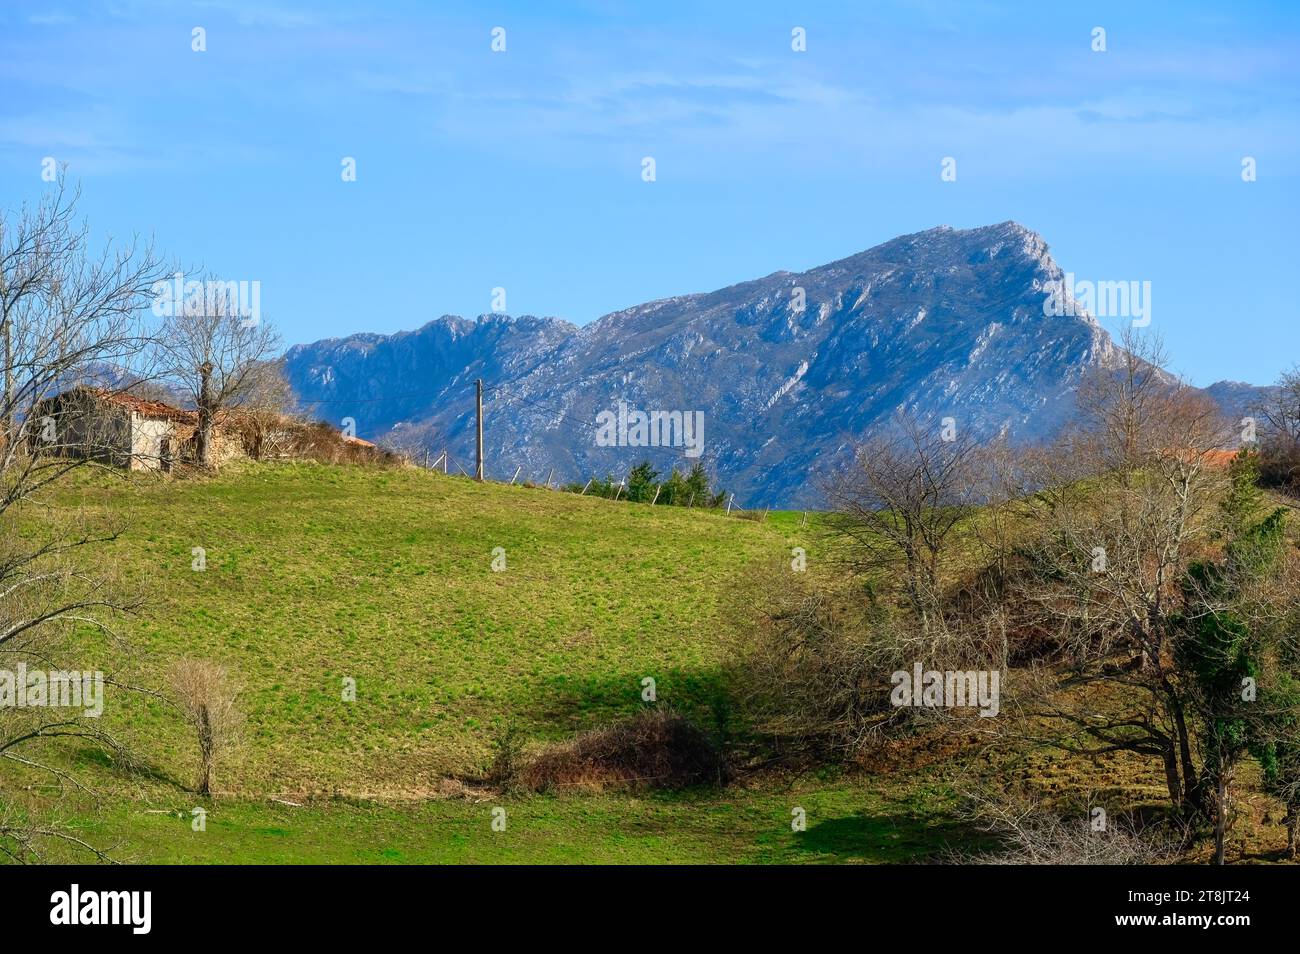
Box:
(38, 463), (802, 793)
(8, 463), (972, 864)
(6, 455), (1298, 864)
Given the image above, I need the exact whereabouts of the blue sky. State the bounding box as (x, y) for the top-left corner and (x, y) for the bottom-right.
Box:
(3, 0), (1297, 386)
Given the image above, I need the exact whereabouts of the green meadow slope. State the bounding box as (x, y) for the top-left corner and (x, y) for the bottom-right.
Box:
(8, 462), (979, 863)
(7, 462), (1295, 863)
(47, 462), (804, 795)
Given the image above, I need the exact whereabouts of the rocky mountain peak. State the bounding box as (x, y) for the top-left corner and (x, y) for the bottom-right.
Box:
(283, 224), (1257, 506)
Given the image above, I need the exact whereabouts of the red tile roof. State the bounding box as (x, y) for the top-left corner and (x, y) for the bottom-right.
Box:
(81, 387), (195, 421)
(1164, 447), (1241, 470)
(1202, 449), (1239, 470)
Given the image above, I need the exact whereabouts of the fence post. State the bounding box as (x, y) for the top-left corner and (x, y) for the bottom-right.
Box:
(510, 465), (522, 485)
(726, 493), (734, 515)
(580, 477), (593, 495)
(651, 486), (661, 505)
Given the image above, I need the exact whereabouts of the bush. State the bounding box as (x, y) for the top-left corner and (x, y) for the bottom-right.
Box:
(517, 709), (726, 793)
(572, 460), (726, 507)
(168, 659), (242, 797)
(1259, 437), (1300, 494)
(952, 789), (1183, 865)
(486, 723), (526, 788)
(231, 414), (402, 466)
(726, 561), (910, 756)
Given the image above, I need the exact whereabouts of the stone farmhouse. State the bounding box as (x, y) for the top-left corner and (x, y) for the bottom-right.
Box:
(28, 386), (241, 472)
(29, 386), (392, 471)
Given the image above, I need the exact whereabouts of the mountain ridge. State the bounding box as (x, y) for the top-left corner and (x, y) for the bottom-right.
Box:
(283, 223), (1265, 507)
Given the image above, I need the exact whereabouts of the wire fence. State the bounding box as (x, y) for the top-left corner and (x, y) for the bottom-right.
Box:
(398, 446), (771, 520)
(343, 377), (777, 519)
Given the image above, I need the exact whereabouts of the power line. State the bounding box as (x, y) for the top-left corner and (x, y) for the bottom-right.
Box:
(290, 375), (596, 421)
(481, 385), (593, 429)
(292, 385), (468, 409)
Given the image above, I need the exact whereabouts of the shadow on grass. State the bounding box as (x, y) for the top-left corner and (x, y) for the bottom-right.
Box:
(74, 745), (185, 790)
(521, 667), (736, 737)
(793, 812), (992, 863)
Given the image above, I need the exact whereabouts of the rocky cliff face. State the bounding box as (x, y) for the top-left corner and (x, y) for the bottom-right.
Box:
(283, 313), (574, 458)
(283, 222), (1260, 507)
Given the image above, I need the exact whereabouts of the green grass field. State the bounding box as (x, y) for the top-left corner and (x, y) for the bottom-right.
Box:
(57, 463), (813, 791)
(7, 462), (977, 863)
(67, 778), (976, 865)
(8, 461), (1298, 863)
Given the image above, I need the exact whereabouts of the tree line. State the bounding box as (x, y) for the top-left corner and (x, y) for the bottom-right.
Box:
(733, 330), (1300, 864)
(568, 460), (728, 508)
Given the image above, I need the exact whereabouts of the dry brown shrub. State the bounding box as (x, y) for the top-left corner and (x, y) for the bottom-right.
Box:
(951, 788), (1184, 865)
(724, 558), (988, 757)
(168, 659), (242, 796)
(515, 709), (725, 793)
(231, 414), (402, 466)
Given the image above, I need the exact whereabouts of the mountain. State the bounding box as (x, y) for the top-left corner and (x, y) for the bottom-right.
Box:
(283, 222), (1264, 507)
(1203, 379), (1273, 427)
(283, 313), (574, 456)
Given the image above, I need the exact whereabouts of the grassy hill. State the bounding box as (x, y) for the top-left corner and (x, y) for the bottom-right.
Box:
(43, 463), (803, 791)
(9, 462), (978, 863)
(13, 461), (1295, 864)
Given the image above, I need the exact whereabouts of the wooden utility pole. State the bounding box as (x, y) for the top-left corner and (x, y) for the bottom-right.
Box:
(2, 323), (11, 447)
(475, 378), (484, 481)
(1, 263), (11, 446)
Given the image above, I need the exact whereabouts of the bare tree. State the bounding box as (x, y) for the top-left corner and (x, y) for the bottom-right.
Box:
(725, 558), (907, 755)
(169, 659), (241, 797)
(1001, 332), (1238, 820)
(952, 787), (1183, 865)
(0, 176), (168, 858)
(156, 278), (281, 467)
(825, 414), (981, 634)
(228, 360), (292, 459)
(1255, 364), (1300, 492)
(1256, 364), (1300, 446)
(376, 422), (432, 466)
